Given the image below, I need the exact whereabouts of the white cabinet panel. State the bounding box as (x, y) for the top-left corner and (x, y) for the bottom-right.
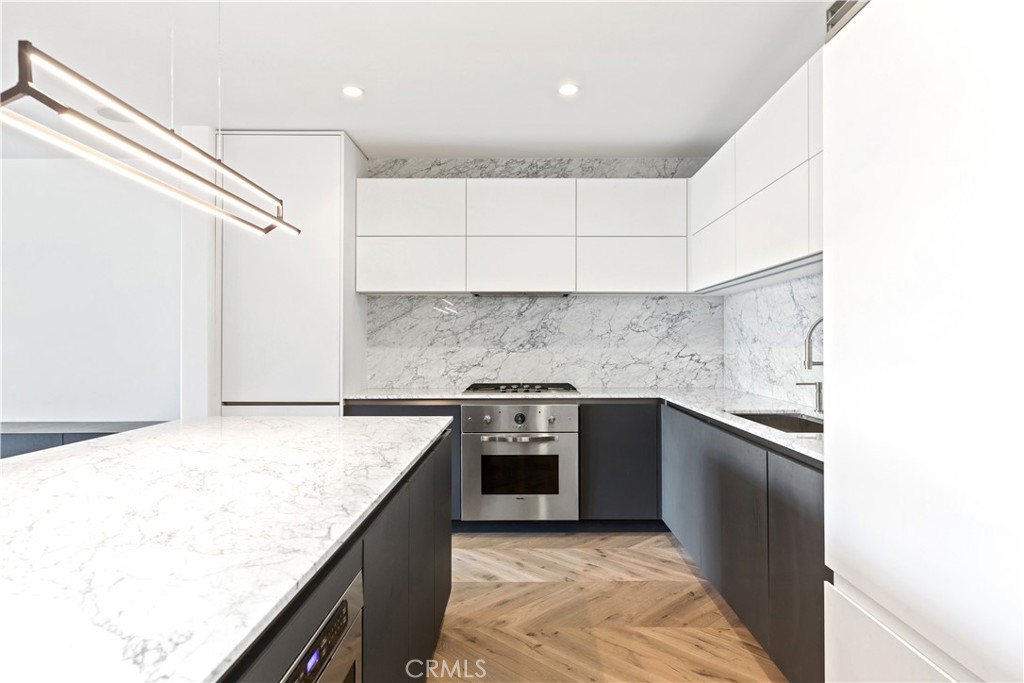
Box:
(357, 237), (466, 292)
(808, 49), (824, 157)
(576, 179), (686, 236)
(222, 134), (341, 404)
(576, 237), (686, 292)
(688, 137), (736, 233)
(825, 584), (953, 683)
(688, 211), (736, 291)
(467, 237), (575, 292)
(467, 179), (575, 236)
(356, 178), (465, 236)
(809, 153), (823, 253)
(736, 65), (809, 203)
(735, 162), (809, 275)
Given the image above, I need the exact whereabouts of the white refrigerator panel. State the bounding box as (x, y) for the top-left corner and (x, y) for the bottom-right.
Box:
(824, 2), (1023, 681)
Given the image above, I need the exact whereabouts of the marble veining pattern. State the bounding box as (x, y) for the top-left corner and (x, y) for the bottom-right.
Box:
(0, 415), (452, 683)
(366, 157), (707, 179)
(724, 274), (824, 409)
(366, 295), (724, 391)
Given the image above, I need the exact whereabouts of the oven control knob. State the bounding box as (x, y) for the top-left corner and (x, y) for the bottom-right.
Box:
(514, 413), (526, 425)
(547, 415), (556, 424)
(483, 415), (492, 424)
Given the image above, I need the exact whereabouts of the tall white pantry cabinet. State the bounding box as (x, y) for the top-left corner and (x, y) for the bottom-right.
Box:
(220, 133), (343, 411)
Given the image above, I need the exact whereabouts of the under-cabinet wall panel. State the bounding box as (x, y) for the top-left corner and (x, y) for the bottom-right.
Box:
(735, 65), (809, 203)
(466, 179), (575, 236)
(577, 237), (687, 293)
(466, 236), (575, 292)
(357, 179), (466, 236)
(357, 237), (466, 293)
(735, 162), (809, 276)
(688, 211), (736, 291)
(222, 134), (341, 404)
(576, 179), (686, 236)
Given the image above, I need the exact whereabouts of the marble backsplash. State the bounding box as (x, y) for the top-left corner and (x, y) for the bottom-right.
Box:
(366, 295), (724, 390)
(366, 157), (706, 179)
(723, 274), (824, 409)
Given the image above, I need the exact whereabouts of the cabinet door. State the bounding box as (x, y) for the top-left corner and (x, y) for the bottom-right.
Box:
(660, 406), (706, 566)
(735, 65), (809, 203)
(357, 179), (466, 236)
(576, 237), (687, 293)
(466, 179), (575, 236)
(363, 484), (411, 683)
(576, 179), (686, 236)
(466, 237), (575, 292)
(433, 433), (453, 635)
(701, 421), (770, 649)
(688, 137), (736, 233)
(356, 236), (466, 293)
(0, 434), (63, 458)
(809, 153), (823, 254)
(688, 211), (736, 291)
(408, 456), (436, 667)
(222, 134), (341, 403)
(580, 403), (660, 520)
(808, 49), (824, 157)
(768, 452), (824, 683)
(735, 162), (809, 276)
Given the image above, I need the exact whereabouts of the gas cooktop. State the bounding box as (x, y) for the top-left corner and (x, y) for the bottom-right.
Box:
(463, 382), (578, 394)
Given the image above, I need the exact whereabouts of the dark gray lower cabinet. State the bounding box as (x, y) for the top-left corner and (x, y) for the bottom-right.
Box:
(768, 451), (824, 683)
(408, 453), (436, 669)
(1, 434), (62, 458)
(661, 405), (706, 566)
(345, 404), (462, 520)
(579, 402), (660, 520)
(363, 481), (412, 683)
(433, 434), (453, 637)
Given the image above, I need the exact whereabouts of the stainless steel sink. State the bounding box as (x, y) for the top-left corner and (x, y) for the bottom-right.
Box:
(730, 412), (824, 433)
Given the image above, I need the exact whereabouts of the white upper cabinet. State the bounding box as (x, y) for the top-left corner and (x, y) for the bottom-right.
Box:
(577, 237), (687, 293)
(356, 236), (466, 293)
(808, 48), (824, 157)
(576, 179), (686, 236)
(467, 179), (575, 236)
(809, 152), (823, 253)
(688, 137), (736, 233)
(467, 237), (575, 292)
(222, 134), (341, 403)
(688, 211), (736, 291)
(356, 178), (466, 236)
(735, 162), (809, 275)
(735, 65), (809, 203)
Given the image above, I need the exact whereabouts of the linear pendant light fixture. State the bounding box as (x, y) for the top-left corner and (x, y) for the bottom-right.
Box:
(0, 41), (300, 236)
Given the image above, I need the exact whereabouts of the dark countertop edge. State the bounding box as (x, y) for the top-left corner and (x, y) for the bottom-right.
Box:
(344, 397), (823, 472)
(1, 421), (163, 435)
(217, 425), (451, 683)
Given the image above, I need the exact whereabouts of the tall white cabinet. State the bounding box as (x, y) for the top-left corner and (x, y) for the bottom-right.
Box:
(221, 133), (342, 406)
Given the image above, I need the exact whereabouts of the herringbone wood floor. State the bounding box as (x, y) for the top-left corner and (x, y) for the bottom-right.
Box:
(431, 532), (785, 683)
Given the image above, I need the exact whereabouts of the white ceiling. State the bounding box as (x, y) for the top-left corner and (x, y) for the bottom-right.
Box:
(2, 1), (826, 159)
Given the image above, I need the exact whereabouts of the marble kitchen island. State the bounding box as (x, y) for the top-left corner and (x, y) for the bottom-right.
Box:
(0, 415), (452, 683)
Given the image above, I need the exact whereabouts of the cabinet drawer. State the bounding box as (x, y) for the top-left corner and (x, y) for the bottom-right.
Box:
(735, 65), (809, 203)
(466, 237), (575, 292)
(576, 179), (686, 236)
(576, 237), (686, 293)
(688, 211), (736, 291)
(467, 179), (575, 236)
(688, 137), (736, 233)
(357, 237), (466, 292)
(735, 162), (809, 276)
(357, 179), (466, 236)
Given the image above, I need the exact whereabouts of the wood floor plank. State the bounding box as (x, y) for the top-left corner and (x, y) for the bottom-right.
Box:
(433, 532), (786, 683)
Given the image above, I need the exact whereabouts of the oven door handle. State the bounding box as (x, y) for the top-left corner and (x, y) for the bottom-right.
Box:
(479, 435), (559, 443)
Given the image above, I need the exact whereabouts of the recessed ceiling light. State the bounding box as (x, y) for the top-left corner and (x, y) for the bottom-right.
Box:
(342, 86), (364, 98)
(558, 83), (580, 97)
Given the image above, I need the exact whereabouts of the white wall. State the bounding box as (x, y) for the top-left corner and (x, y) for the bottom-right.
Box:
(1, 158), (182, 421)
(824, 1), (1024, 681)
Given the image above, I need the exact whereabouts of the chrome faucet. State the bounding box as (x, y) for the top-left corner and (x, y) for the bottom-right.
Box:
(796, 382), (824, 413)
(804, 316), (824, 369)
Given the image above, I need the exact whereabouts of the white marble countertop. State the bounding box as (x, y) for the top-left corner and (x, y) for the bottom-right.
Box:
(346, 387), (824, 464)
(0, 415), (452, 683)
